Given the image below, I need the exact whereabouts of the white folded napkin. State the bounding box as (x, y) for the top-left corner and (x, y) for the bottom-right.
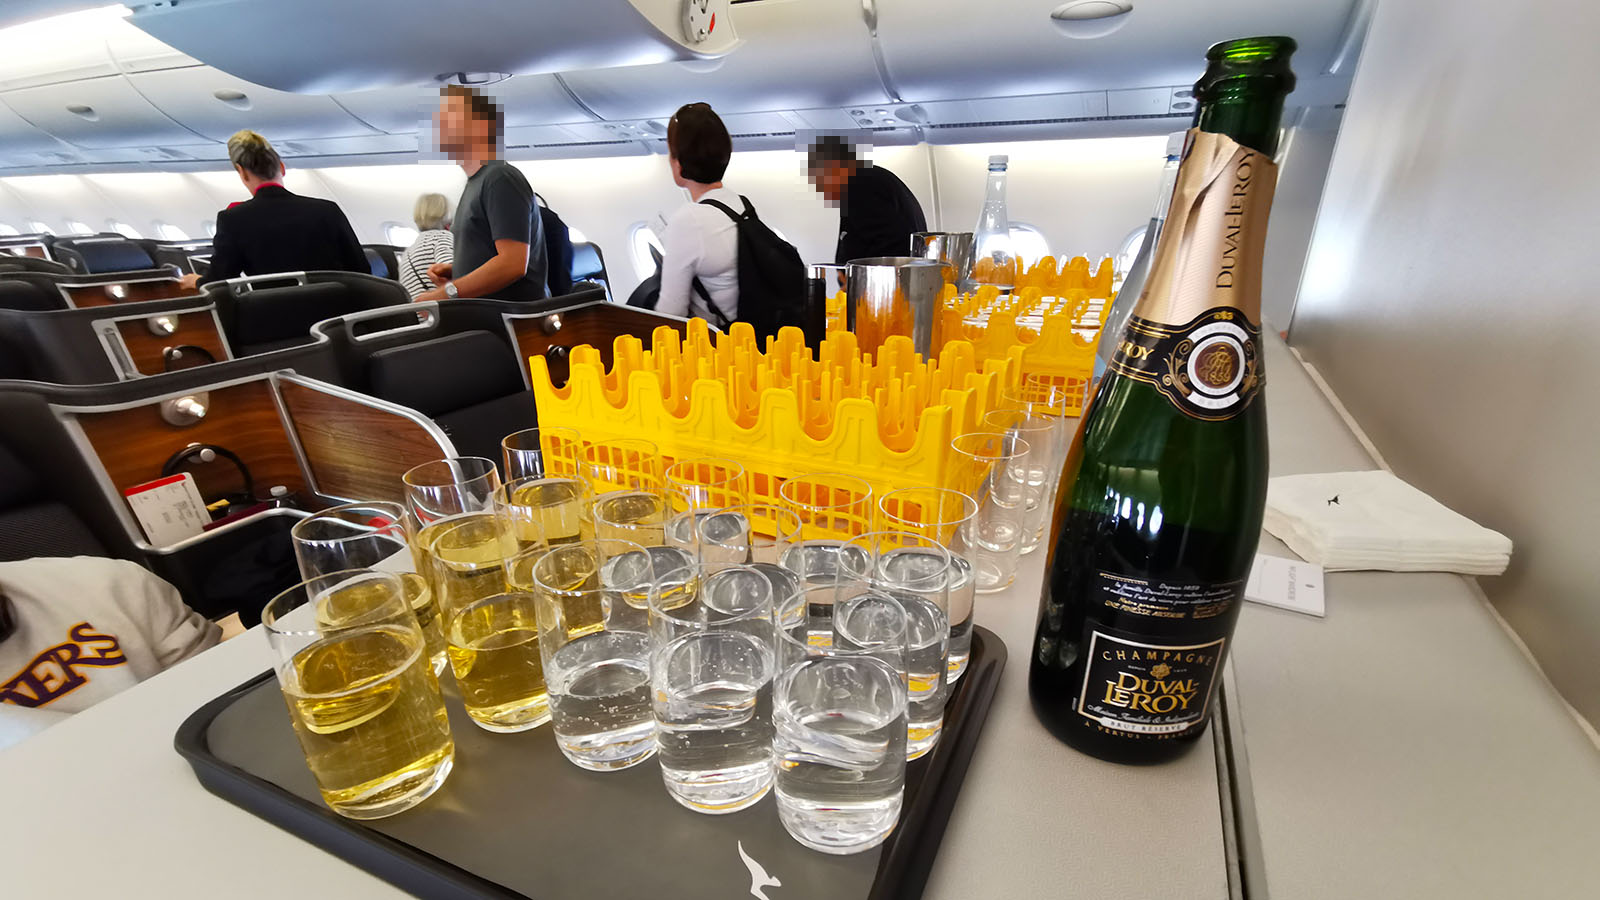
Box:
(1264, 470), (1511, 575)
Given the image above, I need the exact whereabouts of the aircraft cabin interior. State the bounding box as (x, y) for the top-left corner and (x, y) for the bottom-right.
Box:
(0, 1), (1595, 898)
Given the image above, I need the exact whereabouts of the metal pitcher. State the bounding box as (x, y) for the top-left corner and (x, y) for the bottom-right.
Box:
(845, 257), (950, 357)
(911, 231), (975, 288)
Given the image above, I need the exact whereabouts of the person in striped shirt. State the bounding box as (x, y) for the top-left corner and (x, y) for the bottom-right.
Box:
(398, 193), (454, 300)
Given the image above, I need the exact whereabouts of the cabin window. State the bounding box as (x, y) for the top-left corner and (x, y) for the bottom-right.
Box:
(66, 221), (94, 235)
(1008, 223), (1051, 268)
(154, 222), (190, 242)
(27, 221), (55, 236)
(108, 221), (141, 239)
(567, 226), (589, 245)
(384, 222), (420, 246)
(1116, 225), (1147, 277)
(628, 223), (663, 279)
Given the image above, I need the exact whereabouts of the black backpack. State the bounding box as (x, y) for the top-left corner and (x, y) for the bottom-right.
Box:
(692, 196), (807, 340)
(535, 195), (575, 296)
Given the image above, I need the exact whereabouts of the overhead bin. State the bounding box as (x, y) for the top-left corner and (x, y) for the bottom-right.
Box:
(560, 0), (887, 120)
(0, 98), (68, 162)
(127, 0), (742, 94)
(1, 76), (217, 150)
(871, 0), (1359, 102)
(128, 68), (382, 142)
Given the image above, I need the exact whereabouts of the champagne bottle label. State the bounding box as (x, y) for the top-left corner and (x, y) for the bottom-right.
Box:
(1073, 572), (1240, 736)
(1108, 129), (1276, 421)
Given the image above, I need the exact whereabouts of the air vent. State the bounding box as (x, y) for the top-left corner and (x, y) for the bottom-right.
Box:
(524, 139), (638, 150)
(279, 141), (315, 156)
(66, 104), (99, 122)
(139, 147), (194, 161)
(929, 112), (1188, 130)
(213, 89), (252, 111)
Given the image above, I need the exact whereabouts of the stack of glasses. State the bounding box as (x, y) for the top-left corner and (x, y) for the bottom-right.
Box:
(262, 426), (1011, 857)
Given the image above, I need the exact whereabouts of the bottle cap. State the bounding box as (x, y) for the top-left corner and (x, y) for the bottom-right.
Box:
(1166, 131), (1186, 158)
(987, 154), (1009, 169)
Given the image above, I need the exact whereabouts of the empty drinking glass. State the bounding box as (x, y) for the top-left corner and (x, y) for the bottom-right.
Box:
(532, 540), (658, 771)
(502, 426), (583, 481)
(949, 432), (1030, 593)
(649, 565), (776, 814)
(879, 487), (979, 683)
(582, 438), (663, 497)
(264, 571), (453, 820)
(837, 532), (952, 759)
(773, 651), (907, 854)
(983, 408), (1059, 554)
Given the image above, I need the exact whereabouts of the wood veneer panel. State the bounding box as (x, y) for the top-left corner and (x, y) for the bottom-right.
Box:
(112, 310), (230, 376)
(279, 380), (451, 504)
(74, 379), (306, 504)
(507, 303), (687, 386)
(65, 279), (191, 309)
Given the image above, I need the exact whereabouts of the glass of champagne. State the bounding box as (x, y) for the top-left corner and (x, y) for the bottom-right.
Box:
(649, 565), (776, 814)
(949, 432), (1030, 593)
(532, 539), (658, 770)
(498, 475), (591, 549)
(983, 408), (1059, 554)
(263, 571), (453, 820)
(290, 501), (447, 675)
(581, 438), (663, 498)
(402, 457), (503, 600)
(502, 426), (583, 481)
(837, 532), (952, 760)
(879, 488), (980, 683)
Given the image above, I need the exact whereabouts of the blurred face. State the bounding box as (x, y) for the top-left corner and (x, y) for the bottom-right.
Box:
(435, 93), (481, 157)
(809, 161), (851, 207)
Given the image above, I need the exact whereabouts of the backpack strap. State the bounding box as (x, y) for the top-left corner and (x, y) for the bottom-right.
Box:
(698, 196), (755, 221)
(691, 276), (732, 329)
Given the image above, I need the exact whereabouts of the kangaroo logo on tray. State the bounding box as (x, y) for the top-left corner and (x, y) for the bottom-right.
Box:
(738, 840), (782, 899)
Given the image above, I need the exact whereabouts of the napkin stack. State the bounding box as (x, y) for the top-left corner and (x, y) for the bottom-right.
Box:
(1264, 470), (1512, 575)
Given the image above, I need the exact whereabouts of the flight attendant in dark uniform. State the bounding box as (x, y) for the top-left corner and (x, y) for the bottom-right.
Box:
(181, 129), (368, 288)
(806, 135), (928, 264)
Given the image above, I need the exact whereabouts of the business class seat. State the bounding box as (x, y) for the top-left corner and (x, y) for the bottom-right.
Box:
(365, 329), (537, 461)
(0, 256), (73, 276)
(205, 271), (409, 357)
(570, 241), (611, 301)
(50, 235), (159, 275)
(0, 441), (106, 561)
(0, 276), (67, 312)
(362, 244), (401, 281)
(138, 240), (213, 275)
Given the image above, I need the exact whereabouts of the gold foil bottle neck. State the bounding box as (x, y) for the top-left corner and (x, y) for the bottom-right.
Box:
(1133, 129), (1278, 329)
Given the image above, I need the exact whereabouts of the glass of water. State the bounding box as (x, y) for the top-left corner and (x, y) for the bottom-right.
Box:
(779, 472), (874, 542)
(649, 565), (776, 814)
(879, 487), (980, 683)
(532, 539), (658, 771)
(949, 432), (1030, 593)
(774, 649), (908, 854)
(983, 408), (1059, 554)
(698, 503), (803, 570)
(837, 533), (951, 760)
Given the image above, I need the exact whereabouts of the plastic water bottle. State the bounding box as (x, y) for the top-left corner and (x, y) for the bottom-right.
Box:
(1094, 132), (1187, 381)
(972, 155), (1016, 290)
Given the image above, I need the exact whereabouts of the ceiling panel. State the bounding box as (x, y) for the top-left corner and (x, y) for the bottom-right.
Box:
(1, 76), (213, 149)
(0, 97), (68, 158)
(329, 85), (433, 135)
(130, 67), (380, 142)
(873, 0), (1360, 102)
(560, 0), (888, 120)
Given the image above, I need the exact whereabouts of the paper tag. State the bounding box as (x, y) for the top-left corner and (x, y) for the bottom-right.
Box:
(1245, 554), (1325, 618)
(124, 473), (209, 546)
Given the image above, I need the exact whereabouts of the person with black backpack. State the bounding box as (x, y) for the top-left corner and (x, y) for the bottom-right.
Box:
(652, 103), (810, 340)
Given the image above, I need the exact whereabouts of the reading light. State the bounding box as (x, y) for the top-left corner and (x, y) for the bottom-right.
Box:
(160, 393), (209, 427)
(1050, 1), (1133, 39)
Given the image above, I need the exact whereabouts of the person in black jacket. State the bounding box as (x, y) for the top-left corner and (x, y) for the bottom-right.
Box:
(806, 135), (928, 265)
(182, 130), (368, 289)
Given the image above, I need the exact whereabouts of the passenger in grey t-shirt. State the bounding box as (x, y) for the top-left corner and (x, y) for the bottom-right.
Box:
(415, 85), (549, 303)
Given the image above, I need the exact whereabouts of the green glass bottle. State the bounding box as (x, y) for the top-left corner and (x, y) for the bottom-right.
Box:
(1028, 36), (1296, 764)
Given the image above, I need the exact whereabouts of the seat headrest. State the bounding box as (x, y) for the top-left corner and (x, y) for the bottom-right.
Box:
(0, 442), (42, 508)
(571, 242), (604, 280)
(0, 278), (61, 311)
(363, 247), (387, 278)
(367, 331), (524, 417)
(55, 238), (156, 274)
(233, 281), (363, 346)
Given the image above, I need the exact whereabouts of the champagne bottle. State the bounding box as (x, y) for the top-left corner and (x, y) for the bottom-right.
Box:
(1028, 36), (1295, 764)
